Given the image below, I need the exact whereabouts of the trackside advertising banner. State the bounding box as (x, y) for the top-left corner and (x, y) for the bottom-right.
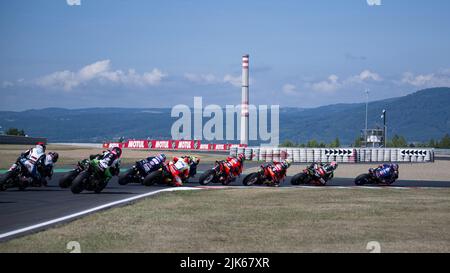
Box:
(103, 140), (246, 151)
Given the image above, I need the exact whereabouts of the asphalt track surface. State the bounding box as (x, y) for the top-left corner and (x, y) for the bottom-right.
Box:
(1, 162), (450, 241)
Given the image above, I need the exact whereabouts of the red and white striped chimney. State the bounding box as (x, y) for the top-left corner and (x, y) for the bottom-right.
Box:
(240, 54), (249, 145)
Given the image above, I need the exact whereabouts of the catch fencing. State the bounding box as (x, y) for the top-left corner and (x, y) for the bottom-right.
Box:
(230, 147), (435, 163)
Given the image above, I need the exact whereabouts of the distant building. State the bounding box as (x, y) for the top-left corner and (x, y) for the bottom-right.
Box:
(361, 128), (385, 148)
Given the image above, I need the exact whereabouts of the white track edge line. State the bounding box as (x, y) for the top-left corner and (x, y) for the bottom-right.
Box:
(0, 187), (200, 240)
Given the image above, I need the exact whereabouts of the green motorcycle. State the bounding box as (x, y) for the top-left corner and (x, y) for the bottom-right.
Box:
(70, 159), (120, 194)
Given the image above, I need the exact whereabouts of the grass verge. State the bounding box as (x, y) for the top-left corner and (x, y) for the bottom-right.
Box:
(0, 188), (449, 253)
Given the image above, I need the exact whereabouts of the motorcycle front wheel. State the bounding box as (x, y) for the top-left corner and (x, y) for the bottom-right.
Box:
(291, 173), (309, 185)
(243, 173), (260, 186)
(59, 170), (79, 188)
(0, 171), (13, 191)
(198, 169), (216, 185)
(118, 168), (136, 185)
(354, 174), (371, 186)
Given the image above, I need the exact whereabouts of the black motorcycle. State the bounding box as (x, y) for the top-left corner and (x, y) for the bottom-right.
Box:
(0, 157), (53, 191)
(70, 160), (119, 194)
(118, 158), (166, 185)
(354, 167), (399, 186)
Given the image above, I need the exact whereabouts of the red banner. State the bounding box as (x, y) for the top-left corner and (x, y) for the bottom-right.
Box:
(125, 140), (149, 149)
(199, 143), (211, 150)
(103, 142), (124, 149)
(103, 140), (238, 151)
(151, 140), (172, 149)
(173, 140), (201, 150)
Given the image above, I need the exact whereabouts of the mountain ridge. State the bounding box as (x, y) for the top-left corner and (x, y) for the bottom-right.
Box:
(0, 87), (449, 145)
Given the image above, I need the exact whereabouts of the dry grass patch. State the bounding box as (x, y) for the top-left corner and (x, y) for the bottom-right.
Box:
(0, 144), (226, 169)
(0, 188), (449, 253)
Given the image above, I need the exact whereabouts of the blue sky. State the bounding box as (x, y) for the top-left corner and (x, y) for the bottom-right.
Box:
(1, 0), (450, 110)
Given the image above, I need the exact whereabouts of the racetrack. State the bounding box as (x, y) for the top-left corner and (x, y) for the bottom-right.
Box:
(1, 162), (450, 241)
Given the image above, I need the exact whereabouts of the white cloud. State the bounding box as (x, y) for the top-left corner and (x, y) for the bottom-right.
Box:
(2, 81), (14, 88)
(346, 70), (382, 84)
(401, 70), (450, 87)
(367, 0), (381, 6)
(67, 0), (81, 6)
(184, 73), (220, 85)
(184, 73), (241, 87)
(223, 74), (241, 87)
(282, 84), (297, 95)
(311, 74), (341, 92)
(36, 60), (166, 91)
(310, 70), (382, 92)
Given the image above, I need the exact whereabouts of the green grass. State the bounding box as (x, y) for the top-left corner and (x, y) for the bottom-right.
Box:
(1, 188), (449, 253)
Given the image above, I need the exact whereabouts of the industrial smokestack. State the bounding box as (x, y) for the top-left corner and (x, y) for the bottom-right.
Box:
(240, 54), (249, 145)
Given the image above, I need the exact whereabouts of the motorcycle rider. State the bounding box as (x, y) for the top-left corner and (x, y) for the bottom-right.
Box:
(266, 159), (292, 186)
(223, 153), (245, 180)
(173, 155), (200, 181)
(370, 163), (399, 182)
(39, 151), (59, 186)
(309, 161), (338, 185)
(95, 147), (122, 182)
(18, 142), (47, 185)
(136, 153), (166, 175)
(168, 156), (191, 187)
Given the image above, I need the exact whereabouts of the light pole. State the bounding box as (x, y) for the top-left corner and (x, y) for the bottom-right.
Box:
(364, 89), (369, 147)
(382, 109), (387, 148)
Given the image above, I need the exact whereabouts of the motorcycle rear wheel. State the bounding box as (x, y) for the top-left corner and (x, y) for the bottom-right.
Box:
(143, 171), (162, 186)
(71, 171), (89, 194)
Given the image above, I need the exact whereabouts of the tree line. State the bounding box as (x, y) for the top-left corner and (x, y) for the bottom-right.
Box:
(280, 134), (450, 149)
(2, 127), (26, 136)
(280, 137), (341, 148)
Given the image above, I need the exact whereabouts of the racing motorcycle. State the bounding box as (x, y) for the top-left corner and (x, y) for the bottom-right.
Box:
(354, 165), (399, 186)
(142, 162), (189, 187)
(0, 158), (51, 191)
(291, 163), (337, 186)
(118, 159), (162, 185)
(242, 163), (286, 187)
(70, 159), (120, 194)
(59, 159), (91, 188)
(199, 160), (238, 186)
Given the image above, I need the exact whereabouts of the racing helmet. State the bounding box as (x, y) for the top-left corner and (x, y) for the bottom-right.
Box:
(237, 153), (245, 162)
(330, 161), (338, 169)
(183, 156), (191, 164)
(111, 147), (122, 158)
(49, 152), (59, 163)
(392, 163), (399, 171)
(282, 159), (292, 168)
(157, 153), (166, 162)
(36, 142), (46, 152)
(192, 156), (200, 164)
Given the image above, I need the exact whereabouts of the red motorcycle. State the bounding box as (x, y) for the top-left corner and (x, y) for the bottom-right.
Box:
(243, 163), (286, 187)
(142, 161), (189, 187)
(199, 160), (240, 186)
